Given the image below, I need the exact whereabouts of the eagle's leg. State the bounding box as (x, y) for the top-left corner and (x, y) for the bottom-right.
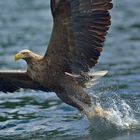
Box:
(57, 89), (92, 112)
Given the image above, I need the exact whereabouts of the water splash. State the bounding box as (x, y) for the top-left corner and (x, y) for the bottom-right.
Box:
(85, 93), (140, 133)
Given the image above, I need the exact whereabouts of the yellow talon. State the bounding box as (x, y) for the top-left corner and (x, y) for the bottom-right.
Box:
(83, 107), (109, 119)
(95, 107), (108, 118)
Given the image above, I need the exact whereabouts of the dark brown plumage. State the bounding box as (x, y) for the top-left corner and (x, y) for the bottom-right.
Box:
(0, 0), (113, 114)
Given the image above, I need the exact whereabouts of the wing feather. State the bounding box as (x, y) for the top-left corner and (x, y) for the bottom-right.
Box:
(0, 70), (45, 93)
(46, 0), (113, 74)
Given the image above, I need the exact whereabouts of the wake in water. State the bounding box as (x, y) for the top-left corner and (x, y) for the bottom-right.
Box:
(84, 92), (140, 132)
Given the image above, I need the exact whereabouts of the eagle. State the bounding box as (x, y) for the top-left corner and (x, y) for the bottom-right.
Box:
(0, 0), (113, 116)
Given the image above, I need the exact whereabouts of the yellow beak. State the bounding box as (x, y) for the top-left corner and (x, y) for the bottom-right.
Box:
(14, 53), (25, 61)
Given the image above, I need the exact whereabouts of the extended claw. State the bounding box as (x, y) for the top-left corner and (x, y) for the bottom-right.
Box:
(94, 107), (108, 118)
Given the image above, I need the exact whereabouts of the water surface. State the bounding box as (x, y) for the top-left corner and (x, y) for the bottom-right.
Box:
(0, 0), (140, 139)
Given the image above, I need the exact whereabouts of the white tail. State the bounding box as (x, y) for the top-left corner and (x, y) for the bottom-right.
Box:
(86, 70), (108, 88)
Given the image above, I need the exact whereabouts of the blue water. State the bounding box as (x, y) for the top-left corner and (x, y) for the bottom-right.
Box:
(0, 0), (140, 139)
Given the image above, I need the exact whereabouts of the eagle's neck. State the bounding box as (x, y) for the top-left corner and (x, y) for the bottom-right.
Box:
(26, 54), (44, 82)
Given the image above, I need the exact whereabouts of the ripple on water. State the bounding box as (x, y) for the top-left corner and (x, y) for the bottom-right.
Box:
(0, 0), (140, 139)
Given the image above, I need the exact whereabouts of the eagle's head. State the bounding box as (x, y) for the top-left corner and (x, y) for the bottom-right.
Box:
(14, 49), (42, 62)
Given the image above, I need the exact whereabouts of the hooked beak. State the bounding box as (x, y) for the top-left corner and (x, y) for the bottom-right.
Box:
(14, 53), (25, 61)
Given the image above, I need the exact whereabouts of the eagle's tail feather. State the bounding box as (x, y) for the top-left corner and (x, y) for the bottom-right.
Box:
(86, 70), (108, 88)
(65, 70), (108, 88)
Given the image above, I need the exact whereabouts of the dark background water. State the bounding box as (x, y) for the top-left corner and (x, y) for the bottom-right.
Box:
(0, 0), (140, 139)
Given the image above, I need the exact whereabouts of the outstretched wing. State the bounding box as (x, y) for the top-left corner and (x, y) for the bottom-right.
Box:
(0, 70), (45, 93)
(45, 0), (113, 74)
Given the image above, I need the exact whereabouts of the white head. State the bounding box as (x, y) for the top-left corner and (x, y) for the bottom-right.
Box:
(14, 49), (39, 61)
